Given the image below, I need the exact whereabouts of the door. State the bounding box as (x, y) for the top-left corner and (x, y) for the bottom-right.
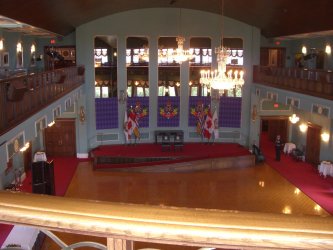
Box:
(260, 47), (286, 67)
(23, 142), (32, 172)
(45, 118), (76, 157)
(306, 124), (321, 165)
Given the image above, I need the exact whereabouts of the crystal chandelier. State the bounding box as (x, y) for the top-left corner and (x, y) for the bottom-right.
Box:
(199, 0), (244, 91)
(171, 36), (194, 64)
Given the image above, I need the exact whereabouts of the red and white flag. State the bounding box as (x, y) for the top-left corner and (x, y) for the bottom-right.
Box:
(203, 108), (213, 139)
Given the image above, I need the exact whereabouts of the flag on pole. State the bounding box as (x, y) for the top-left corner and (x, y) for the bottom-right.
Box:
(212, 109), (219, 139)
(203, 108), (213, 139)
(128, 110), (140, 139)
(123, 111), (130, 143)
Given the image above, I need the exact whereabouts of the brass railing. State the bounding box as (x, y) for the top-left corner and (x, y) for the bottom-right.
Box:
(0, 191), (333, 249)
(253, 66), (333, 100)
(0, 66), (85, 136)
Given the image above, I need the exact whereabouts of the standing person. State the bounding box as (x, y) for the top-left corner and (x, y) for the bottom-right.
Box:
(275, 135), (282, 161)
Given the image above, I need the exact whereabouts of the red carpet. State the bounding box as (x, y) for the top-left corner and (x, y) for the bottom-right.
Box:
(0, 156), (84, 247)
(260, 132), (333, 215)
(91, 142), (251, 169)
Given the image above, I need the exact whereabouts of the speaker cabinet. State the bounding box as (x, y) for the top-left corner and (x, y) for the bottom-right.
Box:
(31, 160), (55, 195)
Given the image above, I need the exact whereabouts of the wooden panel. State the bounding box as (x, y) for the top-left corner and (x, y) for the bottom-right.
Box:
(45, 119), (76, 157)
(306, 124), (321, 165)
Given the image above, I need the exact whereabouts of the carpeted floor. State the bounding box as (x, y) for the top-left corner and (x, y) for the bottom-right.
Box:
(260, 132), (333, 214)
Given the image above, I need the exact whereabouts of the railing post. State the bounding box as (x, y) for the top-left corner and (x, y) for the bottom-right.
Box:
(107, 238), (133, 250)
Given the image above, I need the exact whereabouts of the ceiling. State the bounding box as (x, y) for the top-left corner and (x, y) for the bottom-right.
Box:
(0, 0), (333, 39)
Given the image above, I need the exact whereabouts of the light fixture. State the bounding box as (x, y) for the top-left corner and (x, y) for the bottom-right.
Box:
(170, 8), (194, 64)
(48, 121), (55, 127)
(301, 45), (307, 55)
(321, 132), (330, 142)
(289, 113), (300, 124)
(31, 43), (36, 54)
(79, 106), (86, 123)
(199, 0), (244, 93)
(16, 42), (22, 53)
(299, 123), (308, 133)
(19, 142), (30, 152)
(0, 39), (3, 50)
(118, 90), (127, 104)
(325, 44), (331, 55)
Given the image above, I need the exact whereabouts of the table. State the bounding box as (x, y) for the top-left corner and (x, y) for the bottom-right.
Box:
(154, 130), (184, 144)
(283, 142), (296, 154)
(318, 161), (333, 177)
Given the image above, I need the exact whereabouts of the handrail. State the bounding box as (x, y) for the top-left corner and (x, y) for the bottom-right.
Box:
(1, 191), (333, 249)
(253, 65), (333, 100)
(0, 66), (84, 136)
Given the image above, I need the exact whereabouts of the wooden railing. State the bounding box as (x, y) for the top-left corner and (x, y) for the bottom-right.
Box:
(1, 191), (333, 249)
(0, 66), (85, 136)
(253, 66), (333, 100)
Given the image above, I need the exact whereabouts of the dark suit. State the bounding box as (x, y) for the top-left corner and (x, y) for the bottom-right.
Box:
(275, 137), (282, 161)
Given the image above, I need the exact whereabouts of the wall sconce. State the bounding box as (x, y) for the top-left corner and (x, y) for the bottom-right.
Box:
(289, 113), (300, 124)
(118, 90), (127, 104)
(321, 132), (330, 142)
(325, 44), (331, 55)
(48, 121), (55, 127)
(0, 39), (3, 51)
(16, 42), (22, 53)
(251, 105), (257, 122)
(30, 43), (36, 54)
(299, 123), (308, 133)
(19, 142), (30, 152)
(301, 45), (307, 55)
(79, 106), (86, 123)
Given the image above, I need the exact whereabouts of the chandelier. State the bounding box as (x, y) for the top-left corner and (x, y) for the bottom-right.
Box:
(171, 36), (194, 64)
(199, 0), (244, 92)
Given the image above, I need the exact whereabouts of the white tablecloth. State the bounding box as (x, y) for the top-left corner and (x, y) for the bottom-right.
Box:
(33, 151), (47, 162)
(1, 225), (39, 250)
(318, 161), (333, 177)
(283, 142), (296, 154)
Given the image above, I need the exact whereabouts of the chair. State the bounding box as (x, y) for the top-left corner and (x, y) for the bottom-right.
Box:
(291, 146), (305, 161)
(161, 134), (171, 151)
(252, 144), (265, 163)
(174, 133), (184, 151)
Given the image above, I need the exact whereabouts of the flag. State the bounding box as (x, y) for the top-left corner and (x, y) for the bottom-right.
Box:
(203, 108), (213, 139)
(212, 109), (219, 139)
(123, 111), (130, 142)
(128, 109), (140, 140)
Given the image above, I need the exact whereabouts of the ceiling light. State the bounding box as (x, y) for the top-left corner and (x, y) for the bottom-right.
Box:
(301, 45), (307, 55)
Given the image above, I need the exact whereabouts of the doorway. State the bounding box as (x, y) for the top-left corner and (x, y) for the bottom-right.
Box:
(260, 117), (289, 145)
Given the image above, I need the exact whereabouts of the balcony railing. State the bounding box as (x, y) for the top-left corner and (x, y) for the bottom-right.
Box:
(0, 66), (85, 136)
(253, 66), (333, 100)
(1, 191), (333, 249)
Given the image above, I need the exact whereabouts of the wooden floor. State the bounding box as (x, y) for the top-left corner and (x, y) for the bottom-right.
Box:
(41, 161), (329, 250)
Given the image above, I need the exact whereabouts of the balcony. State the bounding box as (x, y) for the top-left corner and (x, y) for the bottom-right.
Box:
(253, 66), (333, 100)
(0, 66), (85, 136)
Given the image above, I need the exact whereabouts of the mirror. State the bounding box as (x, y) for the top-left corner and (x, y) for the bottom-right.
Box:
(94, 36), (117, 98)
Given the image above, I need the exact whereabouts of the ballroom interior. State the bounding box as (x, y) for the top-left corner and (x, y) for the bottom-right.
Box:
(1, 0), (333, 249)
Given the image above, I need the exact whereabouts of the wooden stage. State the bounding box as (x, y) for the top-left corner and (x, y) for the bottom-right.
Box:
(90, 143), (255, 171)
